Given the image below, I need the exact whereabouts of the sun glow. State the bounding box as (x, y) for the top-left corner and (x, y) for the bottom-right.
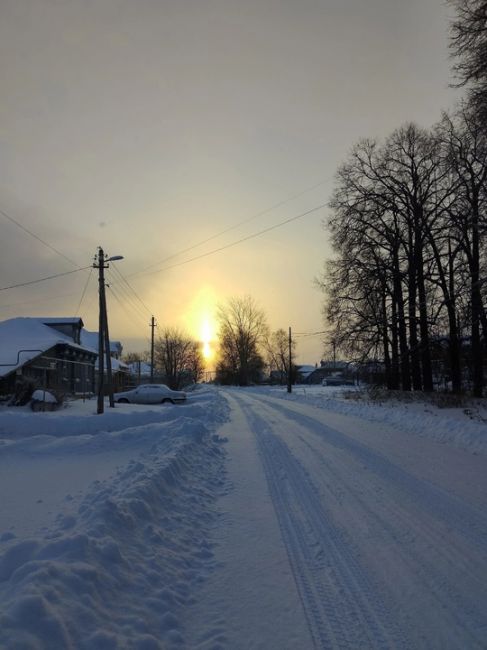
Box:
(180, 286), (218, 366)
(201, 318), (214, 361)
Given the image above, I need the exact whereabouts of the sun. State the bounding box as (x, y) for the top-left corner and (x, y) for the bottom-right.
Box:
(200, 317), (215, 361)
(181, 286), (218, 362)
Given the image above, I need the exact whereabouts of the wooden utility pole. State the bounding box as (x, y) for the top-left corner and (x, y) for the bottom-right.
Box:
(95, 248), (106, 414)
(287, 326), (292, 394)
(150, 316), (156, 383)
(94, 247), (117, 414)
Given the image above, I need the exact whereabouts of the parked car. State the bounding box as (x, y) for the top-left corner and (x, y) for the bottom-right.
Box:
(321, 375), (354, 387)
(114, 384), (187, 404)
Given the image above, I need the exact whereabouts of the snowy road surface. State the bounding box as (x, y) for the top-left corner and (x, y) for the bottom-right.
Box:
(186, 389), (487, 650)
(0, 386), (486, 649)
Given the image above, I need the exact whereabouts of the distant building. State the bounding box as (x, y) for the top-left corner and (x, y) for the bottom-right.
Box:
(295, 365), (316, 383)
(302, 360), (351, 384)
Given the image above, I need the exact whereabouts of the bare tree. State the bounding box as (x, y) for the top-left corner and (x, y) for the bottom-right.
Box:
(438, 106), (487, 396)
(264, 328), (296, 384)
(321, 122), (474, 394)
(155, 327), (203, 389)
(216, 296), (268, 385)
(123, 351), (149, 365)
(450, 0), (487, 124)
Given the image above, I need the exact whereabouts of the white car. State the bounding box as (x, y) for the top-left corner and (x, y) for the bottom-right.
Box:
(115, 384), (187, 405)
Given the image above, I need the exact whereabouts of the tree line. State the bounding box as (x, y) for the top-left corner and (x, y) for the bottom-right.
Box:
(318, 0), (487, 396)
(125, 296), (296, 389)
(215, 295), (296, 386)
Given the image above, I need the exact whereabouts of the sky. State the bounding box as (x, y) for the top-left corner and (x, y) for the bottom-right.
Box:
(0, 0), (460, 365)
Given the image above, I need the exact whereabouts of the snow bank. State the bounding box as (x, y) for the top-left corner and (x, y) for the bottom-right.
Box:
(270, 386), (487, 455)
(0, 387), (230, 649)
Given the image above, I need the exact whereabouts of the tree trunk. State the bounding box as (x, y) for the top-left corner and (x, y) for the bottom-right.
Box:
(471, 203), (483, 397)
(408, 277), (422, 391)
(381, 290), (393, 389)
(393, 247), (411, 391)
(447, 241), (462, 394)
(416, 242), (433, 392)
(390, 295), (400, 390)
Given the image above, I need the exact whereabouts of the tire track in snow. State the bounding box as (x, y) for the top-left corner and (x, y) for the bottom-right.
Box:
(260, 394), (487, 552)
(232, 392), (408, 650)
(294, 432), (487, 648)
(243, 391), (487, 649)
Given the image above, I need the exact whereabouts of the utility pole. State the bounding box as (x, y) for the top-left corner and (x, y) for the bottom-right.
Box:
(94, 247), (123, 414)
(150, 316), (156, 383)
(95, 248), (107, 414)
(287, 326), (292, 394)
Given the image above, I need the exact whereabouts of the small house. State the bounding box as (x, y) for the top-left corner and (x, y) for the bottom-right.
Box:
(0, 317), (97, 396)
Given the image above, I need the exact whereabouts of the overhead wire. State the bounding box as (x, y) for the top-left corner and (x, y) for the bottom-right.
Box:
(74, 267), (94, 316)
(130, 178), (331, 277)
(110, 264), (154, 317)
(106, 282), (150, 329)
(0, 267), (91, 292)
(1, 181), (328, 335)
(106, 269), (152, 324)
(0, 206), (83, 269)
(137, 203), (327, 278)
(293, 330), (327, 338)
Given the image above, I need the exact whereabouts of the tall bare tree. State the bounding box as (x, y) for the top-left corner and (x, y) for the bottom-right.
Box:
(216, 296), (268, 385)
(438, 106), (487, 396)
(321, 122), (478, 394)
(264, 328), (296, 384)
(450, 0), (487, 124)
(155, 327), (203, 389)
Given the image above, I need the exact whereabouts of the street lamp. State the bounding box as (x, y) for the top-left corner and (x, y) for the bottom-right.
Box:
(93, 248), (124, 414)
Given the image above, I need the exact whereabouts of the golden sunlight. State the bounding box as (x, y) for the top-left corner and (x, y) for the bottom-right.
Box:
(179, 286), (219, 367)
(200, 317), (215, 361)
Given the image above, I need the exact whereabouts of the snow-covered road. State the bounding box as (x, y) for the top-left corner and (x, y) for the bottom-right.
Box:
(0, 386), (486, 649)
(187, 388), (487, 650)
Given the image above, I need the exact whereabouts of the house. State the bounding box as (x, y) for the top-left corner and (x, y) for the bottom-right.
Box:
(295, 364), (317, 383)
(302, 360), (351, 384)
(128, 361), (153, 383)
(0, 317), (97, 396)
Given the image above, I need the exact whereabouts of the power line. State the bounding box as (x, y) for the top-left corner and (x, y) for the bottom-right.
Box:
(129, 178), (331, 278)
(106, 283), (149, 329)
(74, 267), (93, 316)
(106, 269), (154, 325)
(110, 264), (154, 316)
(139, 203), (327, 278)
(0, 206), (82, 269)
(0, 267), (91, 292)
(293, 330), (327, 338)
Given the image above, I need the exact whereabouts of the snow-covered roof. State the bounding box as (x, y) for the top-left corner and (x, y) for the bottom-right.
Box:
(296, 365), (316, 374)
(37, 317), (84, 326)
(319, 360), (349, 370)
(80, 329), (122, 356)
(0, 317), (96, 378)
(128, 361), (152, 376)
(95, 356), (130, 373)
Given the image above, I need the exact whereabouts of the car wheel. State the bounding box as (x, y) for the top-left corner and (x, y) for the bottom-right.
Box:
(118, 398), (129, 403)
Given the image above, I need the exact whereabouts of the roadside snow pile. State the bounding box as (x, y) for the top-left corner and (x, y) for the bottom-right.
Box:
(0, 387), (230, 649)
(274, 386), (487, 455)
